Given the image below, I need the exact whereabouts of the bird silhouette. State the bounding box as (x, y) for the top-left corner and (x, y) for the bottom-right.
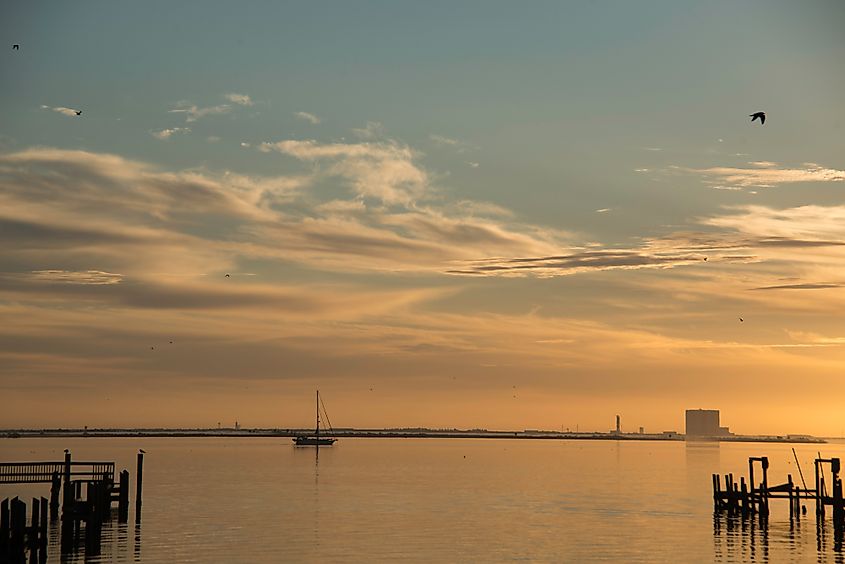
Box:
(225, 273), (230, 278)
(74, 110), (82, 116)
(750, 112), (766, 125)
(150, 346), (155, 350)
(739, 318), (744, 322)
(703, 257), (708, 262)
(169, 341), (173, 344)
(12, 44), (20, 50)
(139, 449), (146, 454)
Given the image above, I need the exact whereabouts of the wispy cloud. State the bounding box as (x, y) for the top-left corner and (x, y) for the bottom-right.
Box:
(294, 111), (321, 124)
(28, 270), (123, 285)
(429, 134), (475, 153)
(151, 127), (191, 140)
(690, 162), (845, 189)
(258, 138), (428, 205)
(351, 121), (385, 140)
(224, 93), (254, 106)
(752, 283), (842, 291)
(169, 103), (232, 123)
(447, 249), (713, 277)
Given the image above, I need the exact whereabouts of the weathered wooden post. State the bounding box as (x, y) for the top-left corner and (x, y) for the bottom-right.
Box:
(39, 496), (47, 544)
(0, 498), (9, 543)
(62, 451), (72, 513)
(788, 474), (794, 519)
(135, 451), (144, 524)
(761, 457), (770, 517)
(749, 458), (756, 513)
(740, 477), (749, 516)
(118, 470), (130, 522)
(10, 497), (26, 557)
(712, 474), (720, 510)
(833, 458), (843, 527)
(30, 497), (40, 540)
(49, 471), (61, 520)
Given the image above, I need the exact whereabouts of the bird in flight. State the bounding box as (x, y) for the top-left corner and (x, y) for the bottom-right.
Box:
(750, 112), (766, 125)
(12, 44), (20, 50)
(75, 110), (82, 116)
(739, 317), (744, 322)
(225, 273), (230, 278)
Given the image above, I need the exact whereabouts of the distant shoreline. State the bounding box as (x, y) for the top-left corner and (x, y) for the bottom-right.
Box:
(0, 429), (826, 443)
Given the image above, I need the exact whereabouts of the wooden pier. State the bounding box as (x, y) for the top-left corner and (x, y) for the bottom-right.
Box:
(0, 450), (142, 562)
(713, 455), (845, 527)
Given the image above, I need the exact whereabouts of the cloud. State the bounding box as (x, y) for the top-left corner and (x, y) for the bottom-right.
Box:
(429, 134), (460, 147)
(752, 283), (842, 291)
(447, 249), (713, 277)
(351, 121), (385, 140)
(28, 270), (123, 285)
(224, 93), (254, 106)
(294, 111), (321, 124)
(595, 208), (611, 213)
(466, 161), (480, 168)
(169, 103), (232, 123)
(151, 127), (191, 140)
(258, 139), (429, 205)
(0, 146), (567, 281)
(430, 134), (476, 153)
(690, 162), (845, 189)
(41, 106), (79, 117)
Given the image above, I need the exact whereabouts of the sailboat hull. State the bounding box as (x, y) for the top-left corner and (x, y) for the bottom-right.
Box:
(293, 436), (337, 446)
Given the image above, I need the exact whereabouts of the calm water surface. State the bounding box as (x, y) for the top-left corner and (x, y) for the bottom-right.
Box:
(2, 438), (845, 562)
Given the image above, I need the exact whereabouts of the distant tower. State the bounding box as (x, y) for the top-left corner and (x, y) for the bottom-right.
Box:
(616, 415), (621, 434)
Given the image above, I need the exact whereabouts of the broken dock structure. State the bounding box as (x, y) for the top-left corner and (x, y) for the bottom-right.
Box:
(0, 450), (143, 561)
(713, 454), (845, 527)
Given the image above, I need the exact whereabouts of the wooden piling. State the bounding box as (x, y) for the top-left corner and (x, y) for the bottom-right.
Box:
(118, 470), (130, 522)
(62, 451), (72, 514)
(788, 474), (794, 519)
(0, 498), (8, 543)
(31, 497), (40, 536)
(135, 451), (144, 524)
(49, 471), (61, 521)
(10, 497), (25, 555)
(39, 497), (47, 543)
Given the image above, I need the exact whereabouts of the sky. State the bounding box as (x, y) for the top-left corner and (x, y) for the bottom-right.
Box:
(2, 1), (845, 434)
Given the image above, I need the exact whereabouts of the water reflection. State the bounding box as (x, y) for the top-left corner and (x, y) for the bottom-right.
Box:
(713, 510), (845, 563)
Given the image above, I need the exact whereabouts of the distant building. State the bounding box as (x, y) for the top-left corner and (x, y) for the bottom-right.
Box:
(685, 409), (731, 437)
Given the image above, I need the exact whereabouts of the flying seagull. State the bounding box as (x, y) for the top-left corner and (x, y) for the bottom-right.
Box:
(225, 273), (230, 278)
(739, 317), (744, 322)
(12, 44), (20, 50)
(75, 110), (82, 116)
(750, 112), (766, 125)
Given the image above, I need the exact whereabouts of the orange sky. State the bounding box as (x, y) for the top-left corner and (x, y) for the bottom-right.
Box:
(3, 3), (845, 435)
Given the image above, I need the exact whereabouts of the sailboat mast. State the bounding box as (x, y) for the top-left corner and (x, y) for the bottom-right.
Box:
(315, 390), (320, 438)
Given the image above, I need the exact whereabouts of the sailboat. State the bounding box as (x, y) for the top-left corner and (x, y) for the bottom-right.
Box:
(293, 390), (337, 446)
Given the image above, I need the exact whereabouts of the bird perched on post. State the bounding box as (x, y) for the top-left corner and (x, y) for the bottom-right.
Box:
(750, 111), (766, 125)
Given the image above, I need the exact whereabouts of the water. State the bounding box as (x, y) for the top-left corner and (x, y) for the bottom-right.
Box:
(2, 437), (844, 562)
